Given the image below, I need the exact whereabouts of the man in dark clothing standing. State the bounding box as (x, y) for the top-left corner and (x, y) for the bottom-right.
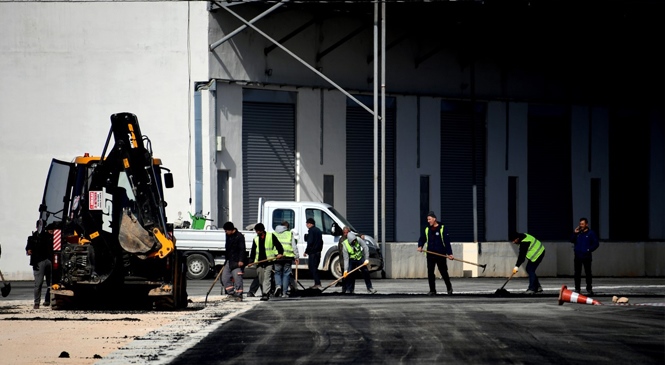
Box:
(221, 221), (246, 302)
(304, 217), (323, 289)
(510, 231), (546, 294)
(571, 217), (600, 295)
(25, 223), (54, 309)
(249, 223), (283, 301)
(417, 211), (454, 295)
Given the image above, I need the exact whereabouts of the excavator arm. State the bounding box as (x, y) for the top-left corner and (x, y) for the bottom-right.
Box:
(99, 112), (174, 259)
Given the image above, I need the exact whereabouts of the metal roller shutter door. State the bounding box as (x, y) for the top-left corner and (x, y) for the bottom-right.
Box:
(527, 105), (572, 240)
(440, 101), (487, 242)
(242, 101), (296, 228)
(608, 108), (649, 240)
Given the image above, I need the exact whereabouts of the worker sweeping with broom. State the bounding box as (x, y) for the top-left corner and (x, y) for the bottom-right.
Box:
(342, 232), (377, 294)
(509, 231), (546, 294)
(249, 223), (284, 301)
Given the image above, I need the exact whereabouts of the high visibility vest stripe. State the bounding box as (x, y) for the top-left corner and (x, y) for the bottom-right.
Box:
(254, 234), (278, 262)
(343, 239), (363, 260)
(275, 231), (295, 258)
(524, 233), (545, 261)
(423, 225), (444, 254)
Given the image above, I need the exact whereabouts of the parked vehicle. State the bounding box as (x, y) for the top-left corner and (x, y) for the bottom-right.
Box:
(176, 198), (384, 280)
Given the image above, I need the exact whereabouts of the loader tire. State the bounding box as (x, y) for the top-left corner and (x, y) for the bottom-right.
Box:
(154, 295), (175, 311)
(52, 294), (74, 310)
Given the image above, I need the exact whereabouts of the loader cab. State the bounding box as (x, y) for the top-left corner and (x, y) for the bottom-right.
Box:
(37, 159), (76, 233)
(36, 155), (173, 249)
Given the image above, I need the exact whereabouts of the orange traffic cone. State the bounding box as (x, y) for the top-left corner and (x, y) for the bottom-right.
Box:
(558, 285), (602, 306)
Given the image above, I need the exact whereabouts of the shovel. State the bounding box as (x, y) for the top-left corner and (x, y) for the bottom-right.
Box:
(0, 268), (11, 297)
(494, 272), (515, 296)
(204, 264), (225, 306)
(246, 257), (277, 268)
(294, 260), (306, 290)
(320, 261), (369, 293)
(425, 250), (487, 273)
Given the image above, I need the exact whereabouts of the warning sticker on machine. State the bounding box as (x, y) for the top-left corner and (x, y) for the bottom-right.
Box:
(89, 191), (103, 210)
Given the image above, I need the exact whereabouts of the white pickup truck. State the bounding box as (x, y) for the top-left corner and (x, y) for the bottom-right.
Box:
(175, 199), (384, 280)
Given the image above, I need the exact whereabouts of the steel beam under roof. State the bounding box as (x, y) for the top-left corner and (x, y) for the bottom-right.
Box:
(209, 1), (387, 254)
(211, 1), (378, 118)
(264, 18), (317, 56)
(316, 24), (368, 63)
(209, 1), (285, 52)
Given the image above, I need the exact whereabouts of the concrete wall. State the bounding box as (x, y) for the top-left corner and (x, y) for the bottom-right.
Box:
(570, 106), (610, 239)
(394, 97), (442, 242)
(215, 83), (244, 224)
(295, 89), (348, 205)
(383, 242), (665, 278)
(650, 110), (665, 239)
(0, 2), (209, 279)
(485, 102), (529, 240)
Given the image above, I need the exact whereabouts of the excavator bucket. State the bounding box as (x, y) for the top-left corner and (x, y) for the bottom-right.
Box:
(118, 211), (159, 257)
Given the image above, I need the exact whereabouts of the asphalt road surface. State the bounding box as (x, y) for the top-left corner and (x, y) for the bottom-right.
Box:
(7, 277), (665, 364)
(171, 278), (665, 365)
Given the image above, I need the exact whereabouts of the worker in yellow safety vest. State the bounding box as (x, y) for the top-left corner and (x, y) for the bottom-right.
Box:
(509, 231), (546, 294)
(342, 232), (377, 294)
(249, 223), (284, 301)
(273, 221), (299, 298)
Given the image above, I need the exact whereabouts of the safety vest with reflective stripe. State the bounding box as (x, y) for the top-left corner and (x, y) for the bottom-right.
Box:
(343, 239), (364, 260)
(524, 233), (545, 261)
(254, 234), (278, 262)
(274, 231), (295, 258)
(422, 225), (445, 255)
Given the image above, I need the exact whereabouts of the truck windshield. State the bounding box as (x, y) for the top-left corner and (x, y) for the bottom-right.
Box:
(328, 206), (357, 232)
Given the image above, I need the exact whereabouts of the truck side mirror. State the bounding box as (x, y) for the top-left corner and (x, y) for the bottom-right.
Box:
(331, 223), (342, 237)
(164, 172), (174, 188)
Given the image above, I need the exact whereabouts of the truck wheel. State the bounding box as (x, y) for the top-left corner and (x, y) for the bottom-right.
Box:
(186, 254), (210, 280)
(329, 254), (343, 280)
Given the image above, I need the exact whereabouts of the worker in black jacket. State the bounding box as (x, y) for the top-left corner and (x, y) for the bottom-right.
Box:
(305, 218), (323, 289)
(417, 211), (454, 296)
(25, 223), (54, 309)
(220, 221), (246, 302)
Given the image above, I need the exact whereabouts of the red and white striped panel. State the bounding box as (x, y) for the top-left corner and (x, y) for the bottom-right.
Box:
(53, 229), (61, 251)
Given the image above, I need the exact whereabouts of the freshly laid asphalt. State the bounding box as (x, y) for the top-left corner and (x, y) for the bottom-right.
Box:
(6, 277), (665, 364)
(170, 277), (665, 365)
